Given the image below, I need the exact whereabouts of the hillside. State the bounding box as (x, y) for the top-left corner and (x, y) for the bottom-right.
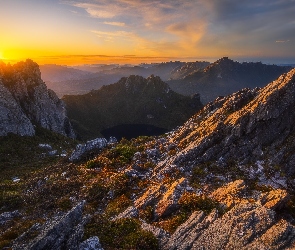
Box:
(63, 75), (203, 140)
(1, 69), (295, 249)
(168, 57), (293, 103)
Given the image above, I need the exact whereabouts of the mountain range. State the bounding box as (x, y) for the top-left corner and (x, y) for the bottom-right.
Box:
(167, 57), (293, 103)
(1, 60), (295, 249)
(40, 61), (209, 97)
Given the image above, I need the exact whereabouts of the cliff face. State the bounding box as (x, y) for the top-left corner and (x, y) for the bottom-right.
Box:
(0, 60), (75, 138)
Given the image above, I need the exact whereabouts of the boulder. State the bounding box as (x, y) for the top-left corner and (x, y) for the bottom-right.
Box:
(69, 138), (108, 162)
(79, 236), (103, 250)
(260, 189), (289, 210)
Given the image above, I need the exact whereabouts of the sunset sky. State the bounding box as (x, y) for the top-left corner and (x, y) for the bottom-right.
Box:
(1, 0), (295, 65)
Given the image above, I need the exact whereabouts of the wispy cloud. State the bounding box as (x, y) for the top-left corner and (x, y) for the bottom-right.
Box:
(91, 30), (134, 42)
(103, 21), (125, 27)
(275, 40), (290, 43)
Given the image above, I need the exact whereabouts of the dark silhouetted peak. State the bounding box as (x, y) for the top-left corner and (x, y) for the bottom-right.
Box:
(63, 75), (203, 140)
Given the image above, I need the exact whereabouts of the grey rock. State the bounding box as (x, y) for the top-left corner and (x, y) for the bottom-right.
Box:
(38, 144), (53, 150)
(163, 209), (218, 250)
(0, 60), (75, 138)
(162, 202), (295, 250)
(48, 150), (57, 156)
(0, 78), (35, 136)
(155, 68), (295, 183)
(79, 236), (103, 250)
(69, 138), (108, 162)
(155, 178), (187, 218)
(141, 221), (170, 246)
(12, 201), (86, 250)
(113, 206), (139, 220)
(0, 210), (21, 225)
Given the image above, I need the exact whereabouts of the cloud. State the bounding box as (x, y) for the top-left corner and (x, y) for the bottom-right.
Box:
(91, 30), (134, 42)
(103, 21), (125, 27)
(63, 0), (295, 58)
(275, 40), (290, 43)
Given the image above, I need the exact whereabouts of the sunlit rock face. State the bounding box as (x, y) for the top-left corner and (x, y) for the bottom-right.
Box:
(0, 60), (75, 138)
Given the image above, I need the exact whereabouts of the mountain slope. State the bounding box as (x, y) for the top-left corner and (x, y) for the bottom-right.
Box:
(164, 68), (295, 177)
(63, 75), (203, 139)
(168, 57), (293, 103)
(0, 60), (75, 138)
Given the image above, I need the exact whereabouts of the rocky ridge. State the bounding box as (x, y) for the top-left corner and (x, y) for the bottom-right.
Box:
(0, 60), (75, 137)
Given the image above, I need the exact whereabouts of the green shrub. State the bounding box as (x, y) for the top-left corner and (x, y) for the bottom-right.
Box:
(84, 216), (158, 249)
(85, 159), (97, 169)
(179, 192), (219, 215)
(105, 194), (132, 218)
(87, 182), (109, 203)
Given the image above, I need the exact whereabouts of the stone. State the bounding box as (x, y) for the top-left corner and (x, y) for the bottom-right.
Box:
(155, 178), (187, 218)
(69, 138), (108, 162)
(12, 201), (86, 250)
(260, 189), (289, 210)
(191, 202), (295, 249)
(79, 236), (103, 250)
(210, 180), (248, 209)
(0, 78), (35, 136)
(0, 210), (21, 225)
(163, 209), (218, 250)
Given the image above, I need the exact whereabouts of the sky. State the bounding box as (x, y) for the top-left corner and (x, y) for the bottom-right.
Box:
(1, 0), (295, 65)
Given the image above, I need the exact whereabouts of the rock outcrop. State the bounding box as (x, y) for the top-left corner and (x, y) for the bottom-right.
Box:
(69, 138), (108, 162)
(12, 202), (87, 250)
(0, 60), (75, 137)
(162, 202), (295, 249)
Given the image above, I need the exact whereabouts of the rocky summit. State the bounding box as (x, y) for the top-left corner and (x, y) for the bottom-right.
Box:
(0, 60), (75, 138)
(2, 69), (295, 249)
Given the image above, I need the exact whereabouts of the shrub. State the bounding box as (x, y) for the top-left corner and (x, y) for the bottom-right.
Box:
(84, 216), (159, 250)
(86, 182), (109, 203)
(56, 196), (72, 211)
(85, 159), (97, 169)
(105, 194), (132, 218)
(179, 192), (218, 215)
(139, 205), (154, 222)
